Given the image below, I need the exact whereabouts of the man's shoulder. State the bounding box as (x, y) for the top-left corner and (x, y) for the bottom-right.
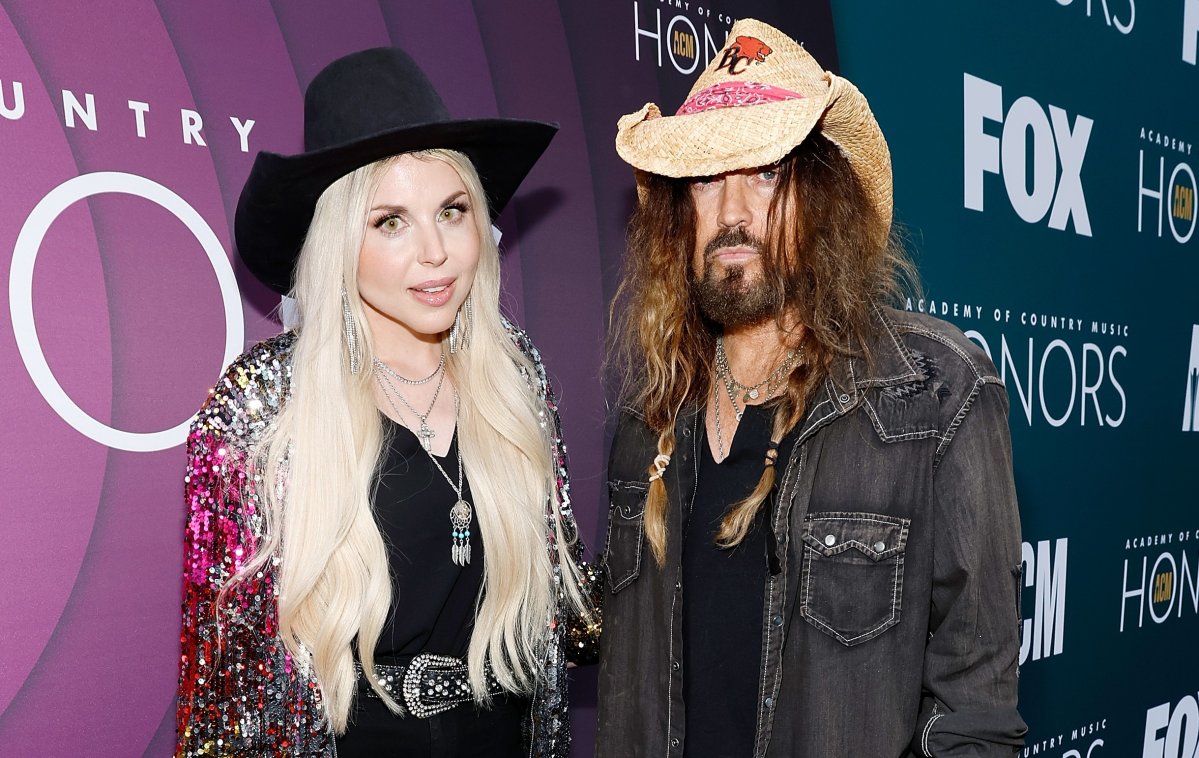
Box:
(608, 406), (659, 483)
(861, 308), (1009, 451)
(876, 306), (999, 385)
(612, 405), (653, 447)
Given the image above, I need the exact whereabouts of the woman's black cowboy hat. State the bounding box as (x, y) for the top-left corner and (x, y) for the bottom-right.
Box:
(234, 47), (558, 295)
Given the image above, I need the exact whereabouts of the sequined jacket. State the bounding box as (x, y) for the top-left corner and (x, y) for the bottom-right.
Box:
(176, 325), (599, 758)
(596, 307), (1026, 757)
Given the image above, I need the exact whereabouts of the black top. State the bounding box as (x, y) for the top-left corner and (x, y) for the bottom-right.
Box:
(373, 418), (484, 660)
(681, 403), (795, 758)
(338, 420), (530, 757)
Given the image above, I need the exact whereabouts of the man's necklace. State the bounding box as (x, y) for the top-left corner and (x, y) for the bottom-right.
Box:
(712, 379), (734, 461)
(715, 336), (800, 402)
(711, 337), (802, 460)
(374, 357), (446, 451)
(712, 364), (748, 460)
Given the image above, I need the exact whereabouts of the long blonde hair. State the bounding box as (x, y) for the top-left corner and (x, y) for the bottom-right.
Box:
(231, 149), (586, 731)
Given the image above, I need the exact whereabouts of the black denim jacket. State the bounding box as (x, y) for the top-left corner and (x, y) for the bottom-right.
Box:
(595, 307), (1028, 758)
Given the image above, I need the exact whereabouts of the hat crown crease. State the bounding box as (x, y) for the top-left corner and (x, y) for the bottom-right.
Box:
(303, 47), (452, 153)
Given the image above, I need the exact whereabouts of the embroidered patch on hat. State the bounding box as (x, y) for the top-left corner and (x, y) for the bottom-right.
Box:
(716, 36), (774, 75)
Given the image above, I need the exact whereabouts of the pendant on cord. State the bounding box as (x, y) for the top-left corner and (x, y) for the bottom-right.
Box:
(450, 499), (473, 565)
(417, 421), (435, 451)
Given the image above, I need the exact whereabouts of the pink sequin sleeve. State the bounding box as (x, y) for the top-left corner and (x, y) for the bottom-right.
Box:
(174, 333), (332, 757)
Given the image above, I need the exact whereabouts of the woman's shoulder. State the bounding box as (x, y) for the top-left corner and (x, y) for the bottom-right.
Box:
(501, 316), (539, 361)
(191, 330), (297, 447)
(500, 316), (553, 397)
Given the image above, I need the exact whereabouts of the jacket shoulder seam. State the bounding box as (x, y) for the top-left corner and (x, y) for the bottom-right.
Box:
(894, 322), (990, 381)
(934, 377), (989, 467)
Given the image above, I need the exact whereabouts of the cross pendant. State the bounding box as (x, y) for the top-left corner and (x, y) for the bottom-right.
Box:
(418, 422), (435, 451)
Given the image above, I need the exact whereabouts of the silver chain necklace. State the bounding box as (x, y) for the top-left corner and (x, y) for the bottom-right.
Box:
(376, 378), (474, 566)
(374, 357), (446, 451)
(424, 394), (472, 566)
(375, 352), (446, 385)
(712, 367), (742, 460)
(715, 336), (800, 402)
(711, 337), (802, 460)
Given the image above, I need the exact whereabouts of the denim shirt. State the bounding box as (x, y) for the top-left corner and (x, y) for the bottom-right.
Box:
(595, 307), (1028, 758)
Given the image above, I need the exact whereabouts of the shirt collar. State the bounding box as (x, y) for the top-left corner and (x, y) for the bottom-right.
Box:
(825, 306), (926, 409)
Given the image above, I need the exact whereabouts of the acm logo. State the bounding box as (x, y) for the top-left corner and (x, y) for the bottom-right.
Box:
(963, 73), (1093, 236)
(632, 1), (729, 75)
(1020, 538), (1067, 664)
(1121, 544), (1199, 631)
(1138, 145), (1196, 246)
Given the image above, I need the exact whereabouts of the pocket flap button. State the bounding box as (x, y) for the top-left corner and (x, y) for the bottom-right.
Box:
(874, 541), (886, 552)
(824, 534), (836, 546)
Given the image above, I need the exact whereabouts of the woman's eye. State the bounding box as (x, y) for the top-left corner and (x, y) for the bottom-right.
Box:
(758, 168), (779, 182)
(440, 203), (468, 222)
(374, 214), (403, 233)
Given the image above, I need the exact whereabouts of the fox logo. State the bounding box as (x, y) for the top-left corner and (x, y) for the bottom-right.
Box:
(717, 36), (773, 75)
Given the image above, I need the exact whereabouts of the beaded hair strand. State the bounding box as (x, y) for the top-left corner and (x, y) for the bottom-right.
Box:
(643, 429), (675, 565)
(714, 362), (814, 547)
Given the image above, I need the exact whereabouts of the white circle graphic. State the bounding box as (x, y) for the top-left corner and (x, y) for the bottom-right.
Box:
(9, 171), (244, 452)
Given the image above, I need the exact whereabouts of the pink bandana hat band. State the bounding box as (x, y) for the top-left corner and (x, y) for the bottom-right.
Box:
(676, 80), (805, 116)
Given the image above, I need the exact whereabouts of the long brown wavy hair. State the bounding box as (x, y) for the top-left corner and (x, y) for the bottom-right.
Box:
(608, 132), (916, 565)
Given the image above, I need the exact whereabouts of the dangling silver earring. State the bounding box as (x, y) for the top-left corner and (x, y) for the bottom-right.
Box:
(462, 294), (473, 351)
(449, 310), (461, 354)
(449, 294), (472, 354)
(341, 288), (362, 375)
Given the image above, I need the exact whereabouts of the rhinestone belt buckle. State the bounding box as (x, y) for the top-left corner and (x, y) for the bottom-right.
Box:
(401, 653), (473, 719)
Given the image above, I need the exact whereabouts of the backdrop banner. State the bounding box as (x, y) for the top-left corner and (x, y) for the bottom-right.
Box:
(0, 1), (1193, 756)
(832, 3), (1199, 756)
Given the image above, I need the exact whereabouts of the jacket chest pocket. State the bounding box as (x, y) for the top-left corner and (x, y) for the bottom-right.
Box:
(604, 480), (648, 593)
(799, 511), (910, 646)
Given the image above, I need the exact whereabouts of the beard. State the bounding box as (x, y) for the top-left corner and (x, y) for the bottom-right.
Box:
(692, 227), (782, 327)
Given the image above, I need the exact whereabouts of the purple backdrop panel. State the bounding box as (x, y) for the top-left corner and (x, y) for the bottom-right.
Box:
(0, 3), (113, 721)
(153, 0), (304, 333)
(0, 0), (247, 751)
(473, 0), (608, 541)
(270, 0), (391, 84)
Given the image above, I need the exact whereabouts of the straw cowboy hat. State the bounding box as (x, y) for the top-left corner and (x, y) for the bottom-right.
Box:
(615, 17), (892, 242)
(236, 47), (557, 295)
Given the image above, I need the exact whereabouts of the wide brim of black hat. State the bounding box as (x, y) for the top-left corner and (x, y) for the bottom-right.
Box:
(235, 118), (557, 295)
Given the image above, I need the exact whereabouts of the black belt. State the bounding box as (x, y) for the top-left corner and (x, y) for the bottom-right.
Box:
(356, 653), (503, 718)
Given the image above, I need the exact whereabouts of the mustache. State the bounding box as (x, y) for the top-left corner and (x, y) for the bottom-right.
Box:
(703, 227), (765, 259)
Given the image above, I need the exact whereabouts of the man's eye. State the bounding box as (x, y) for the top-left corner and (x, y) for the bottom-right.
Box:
(759, 169), (779, 182)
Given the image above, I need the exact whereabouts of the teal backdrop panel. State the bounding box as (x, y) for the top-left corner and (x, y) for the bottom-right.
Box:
(830, 2), (1199, 756)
